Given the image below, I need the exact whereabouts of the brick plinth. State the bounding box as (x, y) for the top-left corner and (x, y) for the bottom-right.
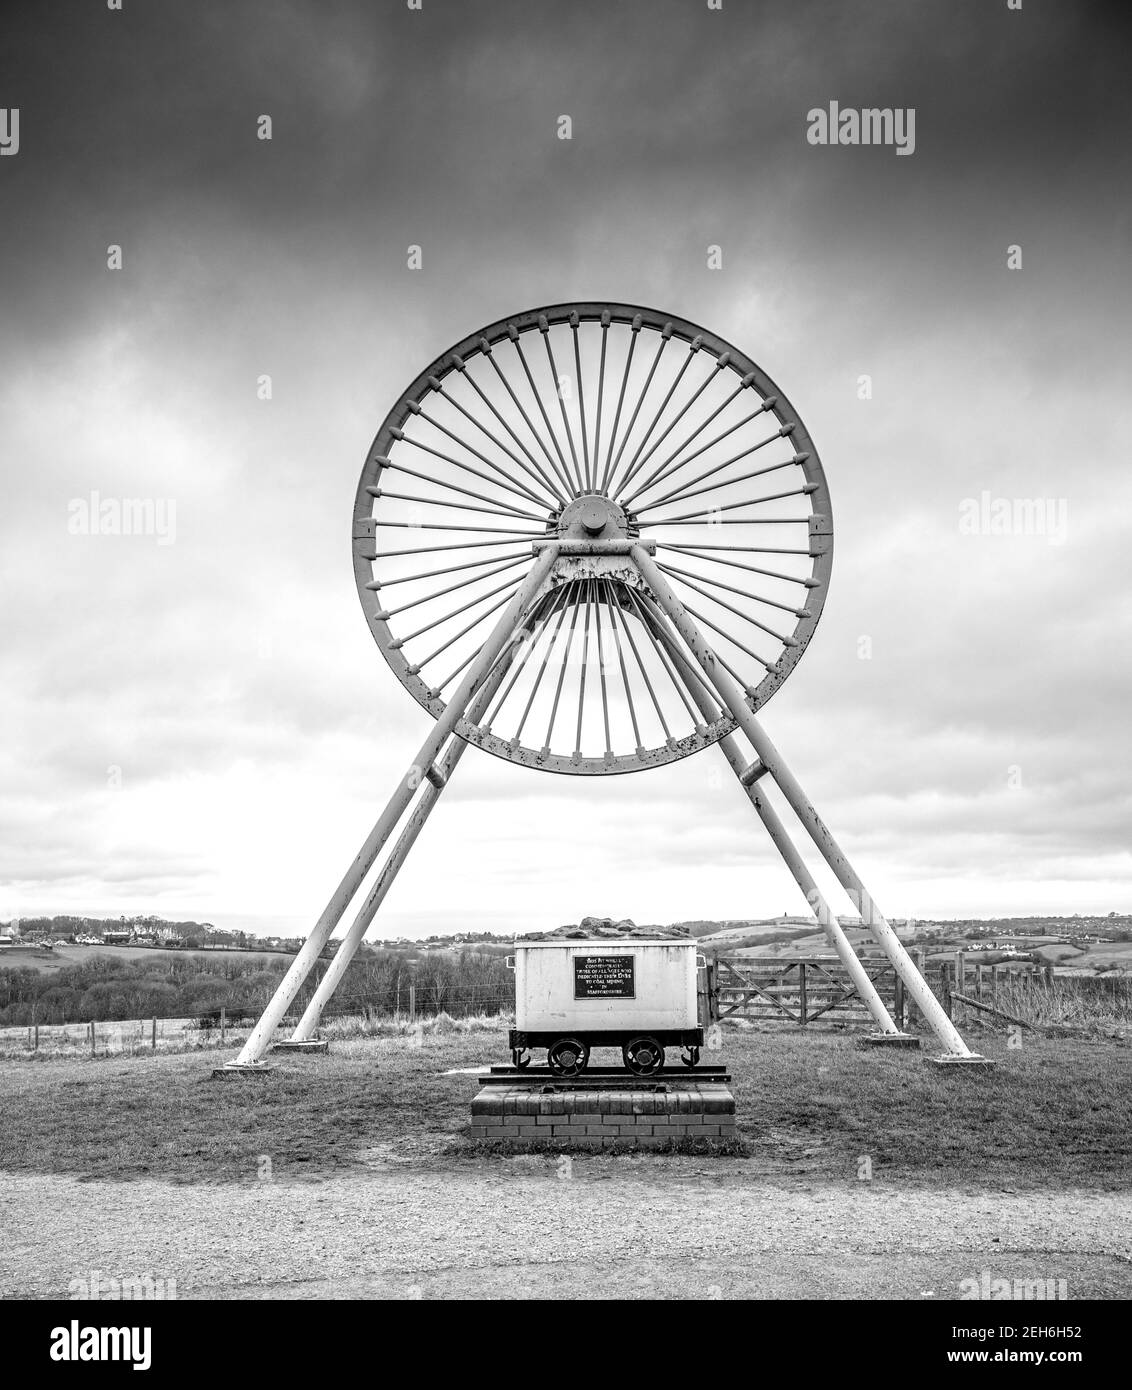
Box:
(468, 1082), (737, 1146)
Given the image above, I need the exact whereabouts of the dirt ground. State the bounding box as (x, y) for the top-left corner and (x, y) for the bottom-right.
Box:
(3, 1029), (1129, 1300)
(3, 1159), (1130, 1300)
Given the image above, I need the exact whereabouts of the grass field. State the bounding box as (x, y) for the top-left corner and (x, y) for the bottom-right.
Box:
(0, 943), (292, 974)
(0, 1023), (1128, 1189)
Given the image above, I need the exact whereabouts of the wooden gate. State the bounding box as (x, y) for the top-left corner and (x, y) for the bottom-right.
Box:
(710, 955), (904, 1028)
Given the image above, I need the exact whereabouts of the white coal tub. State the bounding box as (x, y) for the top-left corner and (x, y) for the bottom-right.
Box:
(507, 939), (705, 1075)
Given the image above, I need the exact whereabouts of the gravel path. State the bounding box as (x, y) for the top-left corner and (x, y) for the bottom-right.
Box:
(3, 1163), (1130, 1300)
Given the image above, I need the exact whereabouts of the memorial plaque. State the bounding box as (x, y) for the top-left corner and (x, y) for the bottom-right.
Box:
(573, 954), (635, 999)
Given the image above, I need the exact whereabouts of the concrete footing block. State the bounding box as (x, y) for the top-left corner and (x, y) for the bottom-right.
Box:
(857, 1032), (921, 1049)
(927, 1053), (996, 1068)
(271, 1039), (330, 1054)
(211, 1061), (276, 1079)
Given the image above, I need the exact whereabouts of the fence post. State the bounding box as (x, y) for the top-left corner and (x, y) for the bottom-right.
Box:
(798, 962), (808, 1027)
(34, 1023), (39, 1051)
(409, 983), (416, 1024)
(956, 951), (966, 996)
(893, 970), (905, 1030)
(220, 1007), (226, 1045)
(912, 949), (926, 1023)
(89, 1020), (96, 1056)
(940, 963), (953, 1020)
(152, 1017), (157, 1052)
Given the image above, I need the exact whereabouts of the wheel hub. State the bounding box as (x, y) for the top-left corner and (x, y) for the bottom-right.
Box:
(555, 492), (632, 540)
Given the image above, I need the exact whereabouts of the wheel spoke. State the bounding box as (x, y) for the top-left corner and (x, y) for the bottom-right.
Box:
(661, 546), (819, 589)
(430, 374), (564, 510)
(570, 315), (592, 490)
(372, 488), (545, 524)
(593, 580), (613, 756)
(367, 549), (530, 590)
(513, 587), (574, 739)
(373, 521), (545, 535)
(509, 329), (578, 496)
(394, 574), (526, 646)
(614, 339), (701, 496)
(392, 433), (559, 512)
(625, 588), (718, 728)
(621, 377), (750, 504)
(574, 580), (595, 755)
(616, 352), (723, 497)
(486, 341), (577, 499)
(674, 597), (774, 672)
(366, 536), (541, 559)
(659, 541), (814, 556)
(412, 402), (554, 506)
(598, 320), (640, 493)
(636, 485), (815, 526)
(377, 556), (530, 619)
(602, 580), (642, 749)
(456, 359), (568, 506)
(623, 402), (779, 506)
(406, 587), (518, 672)
(656, 563), (796, 645)
(592, 315), (610, 492)
(381, 457), (549, 517)
(543, 583), (585, 751)
(483, 585), (570, 729)
(655, 560), (809, 617)
(634, 450), (802, 514)
(604, 330), (671, 496)
(541, 321), (585, 493)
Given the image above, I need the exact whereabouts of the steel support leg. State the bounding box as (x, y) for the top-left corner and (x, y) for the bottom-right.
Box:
(637, 599), (903, 1036)
(231, 547), (560, 1066)
(287, 628), (523, 1041)
(632, 545), (984, 1061)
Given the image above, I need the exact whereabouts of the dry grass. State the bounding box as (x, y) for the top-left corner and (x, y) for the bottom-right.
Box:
(0, 1017), (252, 1061)
(0, 1023), (1128, 1189)
(987, 974), (1131, 1033)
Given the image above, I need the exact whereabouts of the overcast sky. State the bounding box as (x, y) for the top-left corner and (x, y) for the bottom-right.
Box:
(1, 0), (1129, 938)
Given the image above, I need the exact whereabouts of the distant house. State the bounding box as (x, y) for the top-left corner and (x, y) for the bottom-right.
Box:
(0, 934), (15, 949)
(103, 931), (132, 945)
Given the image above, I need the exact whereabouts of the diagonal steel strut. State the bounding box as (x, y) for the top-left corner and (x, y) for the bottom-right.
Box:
(631, 544), (980, 1059)
(231, 546), (561, 1066)
(287, 596), (542, 1041)
(634, 594), (903, 1037)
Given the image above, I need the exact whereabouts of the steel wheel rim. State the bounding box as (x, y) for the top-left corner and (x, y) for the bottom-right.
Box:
(354, 303), (833, 776)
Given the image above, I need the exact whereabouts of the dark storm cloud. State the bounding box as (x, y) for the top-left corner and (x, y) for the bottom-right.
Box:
(1, 0), (1129, 929)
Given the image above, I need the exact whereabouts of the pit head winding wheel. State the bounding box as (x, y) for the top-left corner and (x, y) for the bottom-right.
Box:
(233, 303), (987, 1069)
(353, 303), (833, 774)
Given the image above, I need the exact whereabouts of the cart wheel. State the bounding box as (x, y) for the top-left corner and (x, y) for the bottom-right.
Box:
(680, 1046), (701, 1068)
(623, 1036), (665, 1075)
(511, 1048), (531, 1069)
(547, 1037), (589, 1078)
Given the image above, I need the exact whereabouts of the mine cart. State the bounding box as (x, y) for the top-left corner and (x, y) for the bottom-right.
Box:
(507, 939), (705, 1075)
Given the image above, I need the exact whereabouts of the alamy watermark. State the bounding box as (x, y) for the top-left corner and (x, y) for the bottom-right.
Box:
(959, 1269), (1068, 1301)
(806, 101), (915, 156)
(0, 108), (18, 155)
(67, 492), (177, 546)
(67, 1268), (177, 1300)
(958, 491), (1067, 546)
(50, 1322), (152, 1371)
